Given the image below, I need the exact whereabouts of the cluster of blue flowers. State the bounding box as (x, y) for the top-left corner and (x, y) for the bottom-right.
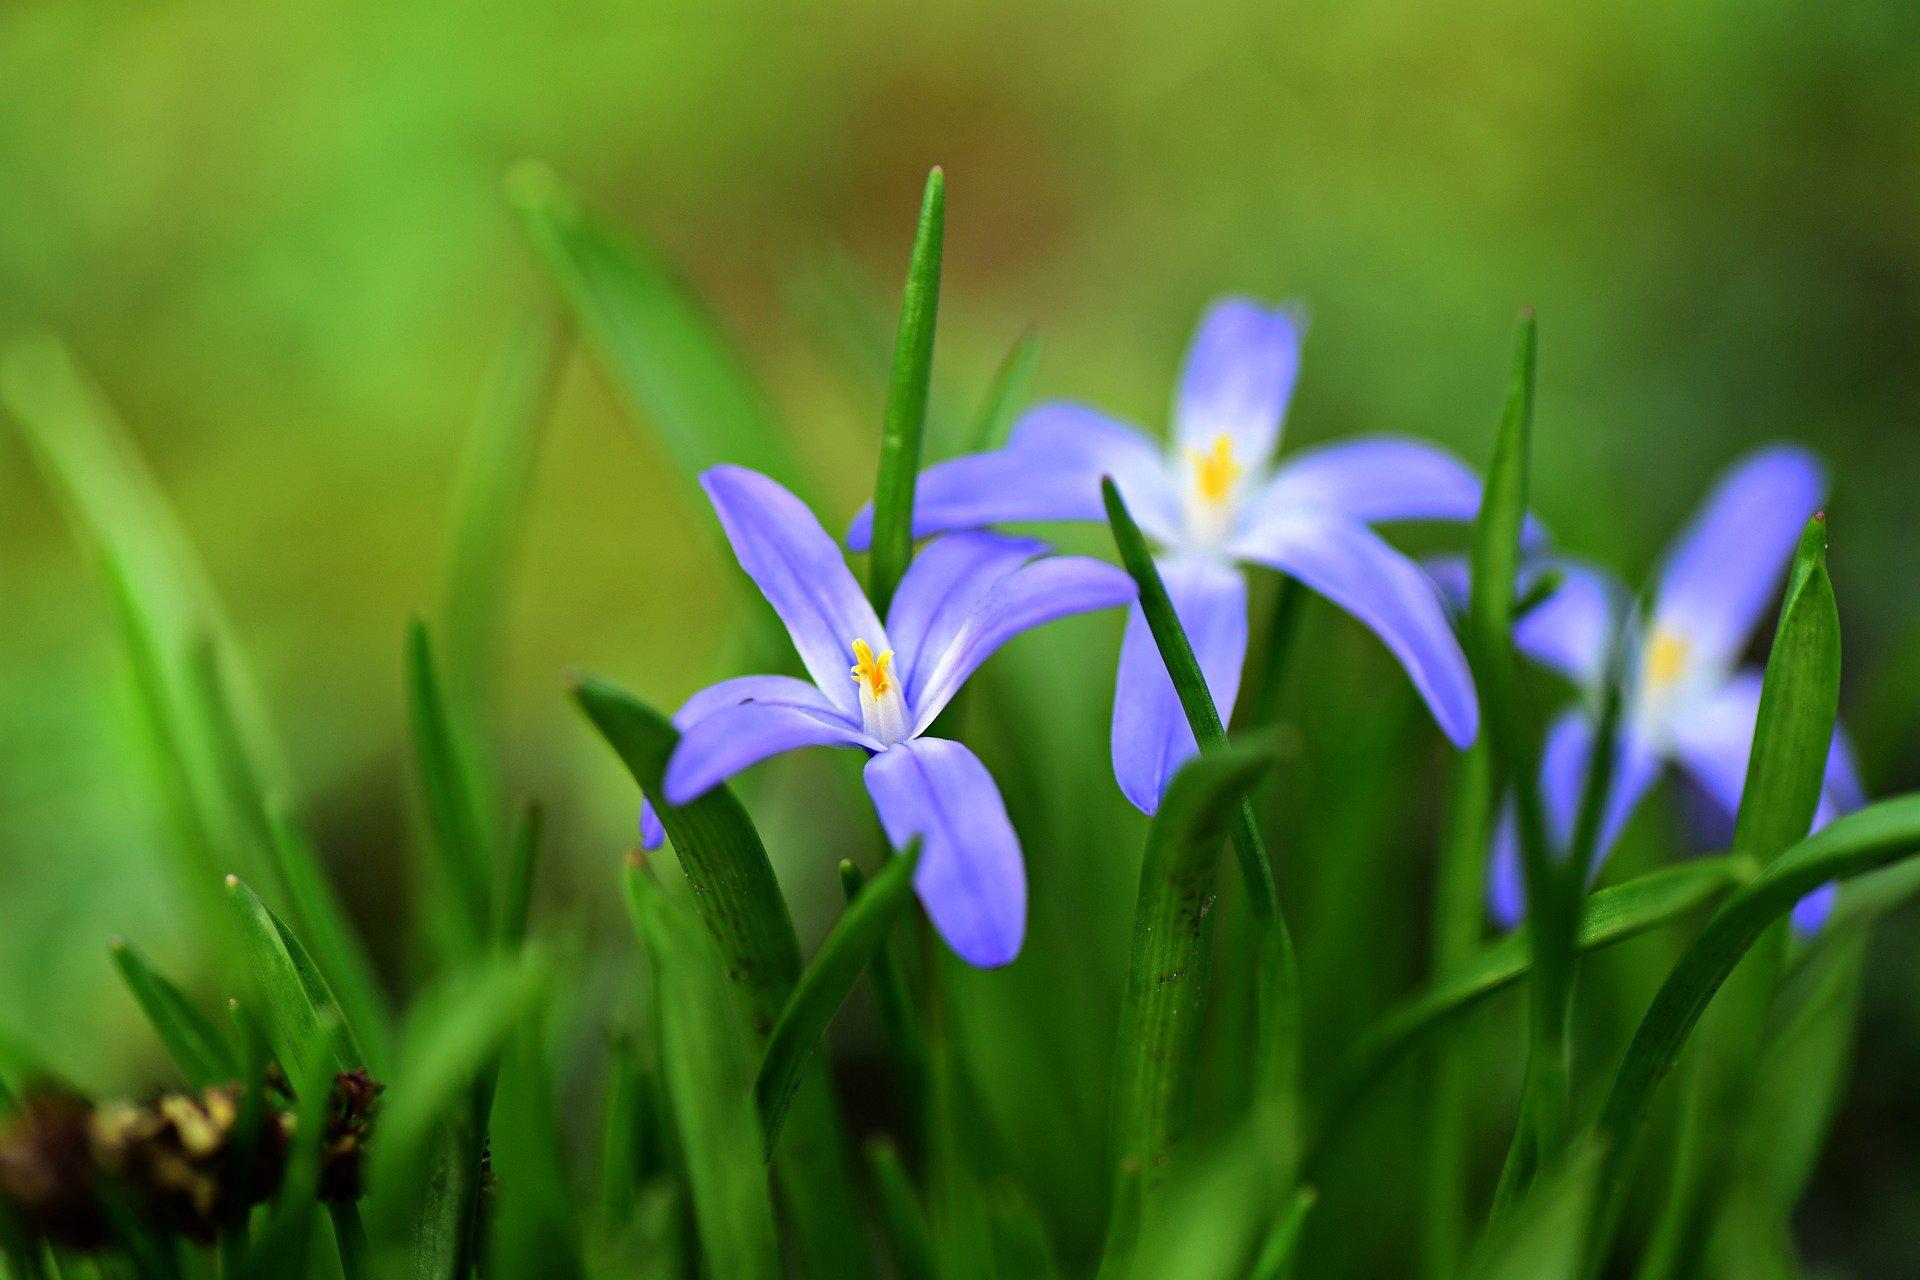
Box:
(642, 298), (1857, 966)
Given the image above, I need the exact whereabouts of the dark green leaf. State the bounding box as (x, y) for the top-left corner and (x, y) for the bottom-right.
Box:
(839, 860), (929, 1123)
(867, 167), (946, 616)
(1464, 1142), (1602, 1280)
(407, 621), (495, 952)
(507, 163), (803, 495)
(487, 1028), (586, 1280)
(574, 675), (872, 1278)
(1103, 478), (1301, 1157)
(1099, 735), (1280, 1272)
(108, 938), (239, 1088)
(867, 1136), (936, 1280)
(1247, 1188), (1317, 1280)
(988, 1180), (1064, 1280)
(497, 800), (545, 948)
(1311, 856), (1747, 1167)
(248, 1011), (344, 1278)
(756, 841), (923, 1155)
(625, 858), (781, 1280)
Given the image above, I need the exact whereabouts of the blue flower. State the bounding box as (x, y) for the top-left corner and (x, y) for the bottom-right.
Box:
(1433, 445), (1863, 933)
(639, 465), (1136, 968)
(849, 297), (1481, 812)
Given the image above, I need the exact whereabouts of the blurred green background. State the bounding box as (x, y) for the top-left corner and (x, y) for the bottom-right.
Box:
(2, 1), (1918, 1273)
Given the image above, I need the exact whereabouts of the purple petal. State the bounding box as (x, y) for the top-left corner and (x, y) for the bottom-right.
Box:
(672, 674), (842, 729)
(864, 738), (1025, 967)
(1789, 883), (1838, 934)
(1822, 727), (1867, 814)
(909, 555), (1137, 733)
(1489, 711), (1663, 927)
(702, 466), (886, 719)
(1245, 435), (1487, 527)
(1653, 446), (1826, 673)
(639, 801), (665, 850)
(663, 700), (876, 806)
(846, 404), (1181, 549)
(1174, 298), (1304, 469)
(1110, 556), (1247, 814)
(1228, 512), (1478, 748)
(1423, 555), (1622, 692)
(884, 532), (1045, 701)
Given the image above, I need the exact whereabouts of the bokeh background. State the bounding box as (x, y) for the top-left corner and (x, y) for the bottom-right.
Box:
(2, 2), (1918, 1274)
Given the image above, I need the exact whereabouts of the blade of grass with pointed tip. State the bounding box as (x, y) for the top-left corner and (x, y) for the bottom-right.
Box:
(109, 939), (239, 1089)
(1602, 515), (1840, 1274)
(1098, 734), (1281, 1274)
(574, 675), (871, 1277)
(407, 622), (495, 953)
(440, 308), (567, 716)
(1311, 856), (1746, 1169)
(867, 167), (946, 616)
(625, 859), (781, 1280)
(1587, 793), (1920, 1269)
(867, 1136), (936, 1280)
(756, 840), (922, 1156)
(507, 163), (803, 496)
(588, 698), (851, 1256)
(1465, 1142), (1603, 1280)
(1248, 1187), (1317, 1280)
(1102, 477), (1301, 1161)
(224, 876), (363, 1076)
(967, 325), (1041, 454)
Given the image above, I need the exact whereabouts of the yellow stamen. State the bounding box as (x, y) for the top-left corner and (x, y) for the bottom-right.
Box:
(1645, 628), (1689, 693)
(1189, 434), (1242, 506)
(850, 638), (895, 698)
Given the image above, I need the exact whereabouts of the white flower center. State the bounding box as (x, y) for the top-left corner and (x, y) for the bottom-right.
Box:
(850, 638), (910, 745)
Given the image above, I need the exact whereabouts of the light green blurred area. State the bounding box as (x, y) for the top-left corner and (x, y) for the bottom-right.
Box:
(1, 0), (1918, 1266)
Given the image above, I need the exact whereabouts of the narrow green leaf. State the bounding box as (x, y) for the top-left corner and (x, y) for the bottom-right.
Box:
(497, 800), (545, 948)
(867, 166), (946, 616)
(1464, 1142), (1603, 1280)
(224, 876), (362, 1076)
(967, 325), (1042, 453)
(839, 860), (929, 1123)
(487, 1029), (587, 1280)
(625, 858), (781, 1280)
(1745, 932), (1866, 1209)
(755, 841), (923, 1156)
(1100, 735), (1281, 1272)
(108, 938), (239, 1088)
(407, 621), (495, 951)
(248, 1011), (344, 1279)
(574, 675), (872, 1278)
(1102, 478), (1301, 1158)
(988, 1180), (1064, 1280)
(507, 163), (803, 495)
(1247, 1188), (1317, 1280)
(440, 308), (567, 715)
(867, 1136), (936, 1280)
(1311, 856), (1747, 1168)
(1589, 793), (1920, 1266)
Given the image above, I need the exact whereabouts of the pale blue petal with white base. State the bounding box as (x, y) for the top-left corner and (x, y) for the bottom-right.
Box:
(884, 531), (1045, 702)
(663, 700), (878, 806)
(1173, 298), (1304, 467)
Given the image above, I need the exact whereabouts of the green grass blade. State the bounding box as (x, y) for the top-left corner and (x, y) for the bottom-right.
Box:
(1102, 478), (1302, 1161)
(988, 1180), (1064, 1280)
(108, 938), (240, 1089)
(1247, 1187), (1317, 1280)
(867, 1136), (936, 1280)
(1588, 793), (1920, 1267)
(497, 800), (545, 949)
(1099, 735), (1280, 1273)
(839, 860), (930, 1125)
(247, 1011), (344, 1278)
(487, 1028), (587, 1280)
(966, 325), (1042, 453)
(439, 308), (567, 714)
(867, 167), (946, 616)
(1311, 856), (1746, 1167)
(1464, 1142), (1603, 1280)
(224, 876), (363, 1076)
(573, 675), (872, 1278)
(624, 858), (782, 1280)
(363, 951), (550, 1275)
(1634, 514), (1840, 1278)
(755, 840), (922, 1156)
(407, 622), (495, 953)
(507, 163), (804, 496)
